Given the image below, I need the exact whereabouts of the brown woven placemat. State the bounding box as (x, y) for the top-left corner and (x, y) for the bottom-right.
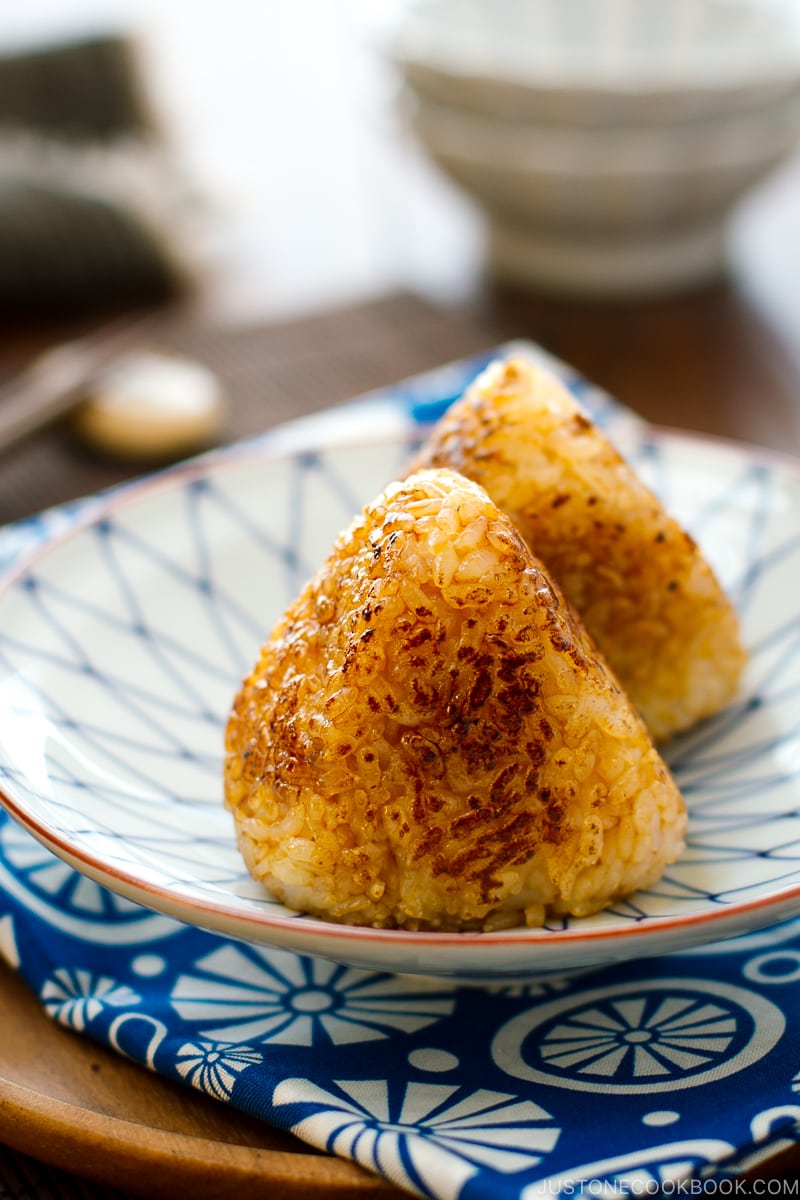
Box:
(0, 293), (499, 526)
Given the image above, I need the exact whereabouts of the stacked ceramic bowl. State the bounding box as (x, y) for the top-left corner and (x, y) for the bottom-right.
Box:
(392, 0), (800, 296)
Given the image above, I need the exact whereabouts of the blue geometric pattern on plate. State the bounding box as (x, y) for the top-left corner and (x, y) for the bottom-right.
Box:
(2, 342), (800, 1199)
(0, 341), (799, 982)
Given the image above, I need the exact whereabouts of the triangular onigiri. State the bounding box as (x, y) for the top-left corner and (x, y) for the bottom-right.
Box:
(225, 469), (685, 931)
(410, 357), (746, 740)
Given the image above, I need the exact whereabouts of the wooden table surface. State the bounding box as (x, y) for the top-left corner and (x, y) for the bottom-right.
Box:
(1, 6), (800, 1197)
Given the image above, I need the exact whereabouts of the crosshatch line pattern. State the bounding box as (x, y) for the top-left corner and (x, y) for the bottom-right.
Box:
(0, 344), (798, 976)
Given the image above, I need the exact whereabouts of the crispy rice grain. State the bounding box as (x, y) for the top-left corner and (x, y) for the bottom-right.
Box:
(225, 469), (686, 930)
(409, 357), (746, 740)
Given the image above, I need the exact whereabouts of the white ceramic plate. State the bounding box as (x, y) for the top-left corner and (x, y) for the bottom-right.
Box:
(1, 411), (799, 981)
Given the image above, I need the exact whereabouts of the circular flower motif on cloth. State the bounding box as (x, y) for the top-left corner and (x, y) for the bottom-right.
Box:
(170, 943), (455, 1047)
(175, 1040), (263, 1101)
(492, 978), (784, 1094)
(41, 967), (141, 1032)
(274, 1078), (559, 1200)
(0, 819), (176, 944)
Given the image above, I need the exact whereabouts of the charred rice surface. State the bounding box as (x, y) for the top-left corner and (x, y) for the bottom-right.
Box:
(409, 357), (746, 741)
(225, 469), (685, 931)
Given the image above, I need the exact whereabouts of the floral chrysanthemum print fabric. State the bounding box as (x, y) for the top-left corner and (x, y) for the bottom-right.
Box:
(1, 809), (800, 1200)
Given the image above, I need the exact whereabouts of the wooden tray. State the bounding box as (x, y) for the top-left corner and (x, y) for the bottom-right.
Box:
(0, 961), (396, 1198)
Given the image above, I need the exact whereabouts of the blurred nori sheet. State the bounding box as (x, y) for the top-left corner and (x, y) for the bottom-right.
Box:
(0, 35), (153, 142)
(0, 179), (184, 313)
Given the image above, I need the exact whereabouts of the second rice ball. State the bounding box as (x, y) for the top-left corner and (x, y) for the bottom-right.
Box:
(410, 357), (747, 741)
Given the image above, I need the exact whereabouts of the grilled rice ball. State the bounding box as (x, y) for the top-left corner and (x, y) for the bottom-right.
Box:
(409, 357), (746, 740)
(225, 468), (686, 931)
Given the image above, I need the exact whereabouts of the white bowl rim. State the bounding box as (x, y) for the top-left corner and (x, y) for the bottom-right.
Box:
(392, 0), (800, 93)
